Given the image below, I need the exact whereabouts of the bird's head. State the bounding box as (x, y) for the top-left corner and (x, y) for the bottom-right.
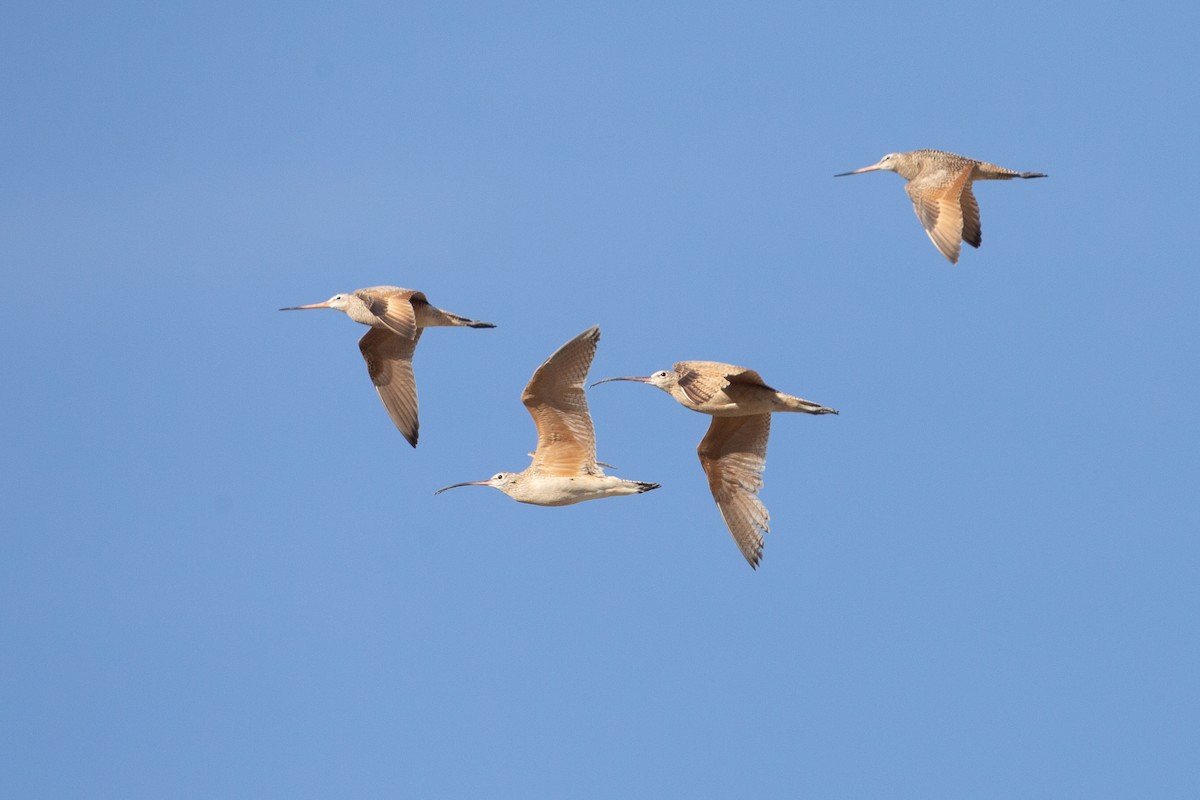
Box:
(591, 369), (678, 394)
(435, 472), (521, 497)
(279, 293), (352, 313)
(834, 152), (900, 177)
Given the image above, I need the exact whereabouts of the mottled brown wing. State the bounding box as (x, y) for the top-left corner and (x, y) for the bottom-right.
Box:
(674, 361), (769, 405)
(697, 414), (771, 569)
(357, 287), (422, 339)
(960, 183), (982, 249)
(522, 326), (600, 476)
(358, 326), (422, 447)
(724, 367), (773, 390)
(905, 168), (971, 264)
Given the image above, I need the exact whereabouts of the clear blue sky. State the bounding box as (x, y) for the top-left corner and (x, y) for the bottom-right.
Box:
(4, 2), (1197, 797)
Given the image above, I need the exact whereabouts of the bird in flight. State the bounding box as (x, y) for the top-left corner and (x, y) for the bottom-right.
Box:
(281, 286), (494, 446)
(436, 326), (660, 506)
(836, 149), (1046, 263)
(594, 361), (836, 568)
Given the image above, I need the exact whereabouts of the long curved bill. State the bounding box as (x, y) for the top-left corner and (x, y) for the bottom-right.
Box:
(279, 300), (333, 311)
(590, 376), (651, 388)
(434, 480), (489, 495)
(834, 162), (883, 177)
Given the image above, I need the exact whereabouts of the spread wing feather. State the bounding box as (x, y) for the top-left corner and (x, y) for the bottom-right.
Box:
(697, 414), (772, 568)
(522, 326), (601, 476)
(960, 184), (982, 249)
(358, 326), (422, 447)
(905, 167), (971, 264)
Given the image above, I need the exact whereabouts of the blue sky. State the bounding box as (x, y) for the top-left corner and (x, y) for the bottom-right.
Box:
(3, 2), (1198, 797)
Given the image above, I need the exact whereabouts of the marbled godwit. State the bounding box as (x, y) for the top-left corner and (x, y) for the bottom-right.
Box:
(836, 149), (1046, 263)
(280, 286), (494, 447)
(593, 362), (837, 568)
(435, 326), (660, 506)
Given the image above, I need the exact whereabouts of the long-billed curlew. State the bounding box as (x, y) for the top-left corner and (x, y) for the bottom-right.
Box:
(280, 286), (494, 447)
(835, 149), (1046, 263)
(593, 362), (837, 568)
(435, 326), (660, 506)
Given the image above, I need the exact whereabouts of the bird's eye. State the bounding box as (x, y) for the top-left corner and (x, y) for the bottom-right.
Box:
(656, 371), (670, 378)
(493, 473), (505, 481)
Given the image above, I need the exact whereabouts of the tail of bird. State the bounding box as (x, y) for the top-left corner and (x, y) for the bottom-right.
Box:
(778, 394), (839, 415)
(977, 162), (1048, 181)
(446, 312), (496, 328)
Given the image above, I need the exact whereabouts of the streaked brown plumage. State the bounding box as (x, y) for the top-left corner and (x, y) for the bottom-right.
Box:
(435, 326), (660, 505)
(280, 286), (495, 446)
(836, 149), (1046, 263)
(594, 361), (837, 568)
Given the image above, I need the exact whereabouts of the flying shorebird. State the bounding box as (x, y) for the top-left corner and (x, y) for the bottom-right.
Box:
(593, 362), (837, 568)
(280, 286), (495, 447)
(435, 326), (660, 506)
(835, 149), (1046, 263)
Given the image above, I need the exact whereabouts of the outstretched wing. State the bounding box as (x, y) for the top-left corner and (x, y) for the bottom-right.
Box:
(905, 166), (971, 263)
(697, 414), (772, 568)
(359, 326), (422, 447)
(522, 326), (600, 476)
(960, 183), (982, 249)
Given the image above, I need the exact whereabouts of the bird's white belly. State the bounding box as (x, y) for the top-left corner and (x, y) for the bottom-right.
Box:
(698, 399), (772, 416)
(513, 475), (635, 506)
